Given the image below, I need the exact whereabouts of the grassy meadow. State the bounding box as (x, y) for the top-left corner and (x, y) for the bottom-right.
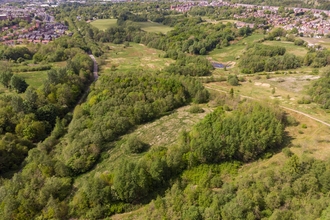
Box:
(90, 19), (118, 31)
(91, 19), (173, 34)
(209, 33), (264, 63)
(101, 42), (174, 73)
(262, 40), (308, 57)
(15, 70), (47, 88)
(136, 21), (173, 34)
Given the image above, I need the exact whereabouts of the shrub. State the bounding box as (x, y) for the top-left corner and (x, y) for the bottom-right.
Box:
(285, 115), (299, 126)
(227, 75), (239, 86)
(282, 147), (293, 157)
(188, 105), (205, 114)
(125, 136), (149, 153)
(297, 97), (311, 104)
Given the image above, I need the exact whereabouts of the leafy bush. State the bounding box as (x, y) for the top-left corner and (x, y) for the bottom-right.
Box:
(282, 147), (293, 157)
(188, 105), (205, 114)
(297, 96), (311, 104)
(227, 74), (239, 86)
(125, 135), (149, 153)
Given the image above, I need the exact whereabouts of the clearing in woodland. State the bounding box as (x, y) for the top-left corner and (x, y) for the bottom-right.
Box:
(90, 19), (118, 31)
(261, 40), (308, 57)
(101, 43), (174, 73)
(135, 21), (173, 34)
(209, 33), (264, 64)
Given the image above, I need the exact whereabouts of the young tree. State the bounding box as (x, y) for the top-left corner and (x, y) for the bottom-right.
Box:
(10, 75), (28, 93)
(0, 70), (13, 88)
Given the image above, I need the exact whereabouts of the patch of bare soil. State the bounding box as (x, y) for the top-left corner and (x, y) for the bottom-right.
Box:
(268, 75), (320, 92)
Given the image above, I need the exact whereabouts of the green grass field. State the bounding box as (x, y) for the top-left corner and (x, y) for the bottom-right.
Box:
(90, 19), (118, 31)
(91, 19), (173, 34)
(15, 70), (47, 88)
(209, 33), (264, 62)
(262, 40), (308, 57)
(134, 22), (173, 34)
(101, 42), (174, 73)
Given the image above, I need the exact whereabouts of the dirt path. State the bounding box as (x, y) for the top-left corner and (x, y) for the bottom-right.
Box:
(205, 85), (330, 128)
(89, 54), (99, 81)
(77, 55), (98, 104)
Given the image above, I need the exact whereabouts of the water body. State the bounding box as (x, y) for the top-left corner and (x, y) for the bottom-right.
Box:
(212, 62), (225, 68)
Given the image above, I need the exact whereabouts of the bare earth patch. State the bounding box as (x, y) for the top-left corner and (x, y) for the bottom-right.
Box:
(268, 75), (320, 92)
(254, 82), (271, 87)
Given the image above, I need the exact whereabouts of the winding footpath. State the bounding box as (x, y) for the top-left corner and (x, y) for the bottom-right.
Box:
(77, 55), (98, 104)
(204, 85), (330, 128)
(89, 54), (99, 81)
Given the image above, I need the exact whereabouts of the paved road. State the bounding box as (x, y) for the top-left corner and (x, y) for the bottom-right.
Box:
(204, 85), (330, 128)
(89, 54), (98, 81)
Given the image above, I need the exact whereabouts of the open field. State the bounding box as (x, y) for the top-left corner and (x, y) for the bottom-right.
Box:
(201, 16), (238, 24)
(15, 70), (47, 88)
(91, 19), (173, 34)
(101, 42), (174, 73)
(135, 21), (173, 34)
(90, 19), (118, 31)
(13, 61), (67, 88)
(301, 37), (330, 49)
(201, 16), (238, 23)
(262, 40), (308, 57)
(209, 33), (264, 64)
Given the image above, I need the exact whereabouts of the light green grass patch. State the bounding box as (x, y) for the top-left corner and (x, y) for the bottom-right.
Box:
(209, 33), (264, 63)
(102, 42), (174, 73)
(262, 40), (308, 57)
(90, 19), (118, 31)
(15, 70), (47, 88)
(134, 21), (173, 34)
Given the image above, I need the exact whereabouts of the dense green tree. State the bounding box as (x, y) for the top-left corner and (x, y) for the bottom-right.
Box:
(0, 70), (13, 88)
(10, 75), (28, 93)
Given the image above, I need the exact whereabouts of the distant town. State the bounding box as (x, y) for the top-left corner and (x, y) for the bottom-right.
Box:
(171, 1), (330, 38)
(0, 5), (71, 45)
(2, 0), (330, 46)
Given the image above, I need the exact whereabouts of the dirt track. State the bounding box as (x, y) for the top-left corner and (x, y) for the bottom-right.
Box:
(205, 85), (330, 128)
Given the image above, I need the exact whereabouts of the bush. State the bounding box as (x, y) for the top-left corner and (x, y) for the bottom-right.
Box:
(282, 147), (293, 157)
(297, 97), (311, 104)
(188, 105), (205, 114)
(285, 115), (299, 126)
(227, 75), (239, 86)
(125, 136), (149, 153)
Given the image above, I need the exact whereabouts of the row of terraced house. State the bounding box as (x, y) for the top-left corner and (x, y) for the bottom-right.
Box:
(1, 22), (69, 45)
(170, 1), (330, 38)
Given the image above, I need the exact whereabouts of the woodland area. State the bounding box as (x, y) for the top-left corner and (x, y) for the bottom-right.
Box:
(1, 2), (330, 220)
